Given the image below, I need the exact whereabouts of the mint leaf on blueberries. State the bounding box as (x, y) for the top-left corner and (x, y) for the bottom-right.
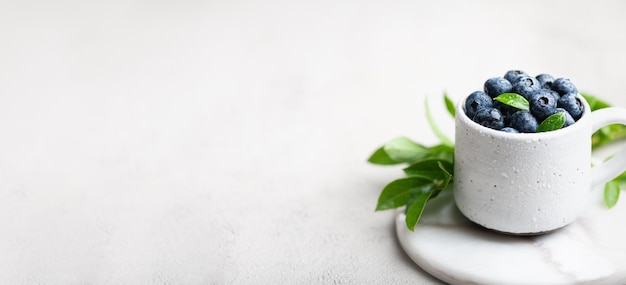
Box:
(536, 112), (566, 132)
(444, 92), (456, 118)
(605, 180), (620, 209)
(383, 137), (428, 163)
(494, 93), (529, 111)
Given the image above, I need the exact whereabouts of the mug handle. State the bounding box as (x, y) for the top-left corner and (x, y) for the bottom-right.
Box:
(590, 107), (626, 188)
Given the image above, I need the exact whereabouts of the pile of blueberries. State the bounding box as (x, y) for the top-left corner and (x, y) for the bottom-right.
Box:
(465, 70), (584, 133)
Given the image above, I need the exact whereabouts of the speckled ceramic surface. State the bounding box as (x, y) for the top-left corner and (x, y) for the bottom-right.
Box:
(396, 189), (626, 285)
(453, 96), (626, 234)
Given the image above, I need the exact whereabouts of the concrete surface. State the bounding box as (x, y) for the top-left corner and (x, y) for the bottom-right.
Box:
(1, 0), (625, 284)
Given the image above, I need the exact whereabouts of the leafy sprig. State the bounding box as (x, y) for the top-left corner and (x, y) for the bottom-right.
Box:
(584, 93), (626, 208)
(585, 93), (626, 150)
(368, 94), (455, 231)
(369, 92), (626, 231)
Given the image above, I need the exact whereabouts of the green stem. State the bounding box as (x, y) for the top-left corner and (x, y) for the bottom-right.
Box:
(425, 97), (454, 147)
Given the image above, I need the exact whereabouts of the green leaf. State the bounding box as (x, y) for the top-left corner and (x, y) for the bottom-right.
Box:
(403, 159), (453, 180)
(494, 93), (529, 111)
(438, 161), (453, 179)
(375, 177), (433, 211)
(592, 123), (626, 150)
(584, 92), (625, 207)
(581, 92), (610, 111)
(367, 146), (400, 165)
(405, 190), (434, 231)
(425, 144), (454, 162)
(536, 112), (566, 132)
(425, 98), (454, 147)
(444, 92), (456, 118)
(434, 162), (453, 192)
(383, 137), (428, 163)
(604, 180), (620, 209)
(615, 170), (626, 184)
(582, 93), (626, 149)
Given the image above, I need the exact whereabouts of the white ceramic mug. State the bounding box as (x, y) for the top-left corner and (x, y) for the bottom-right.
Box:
(454, 94), (626, 234)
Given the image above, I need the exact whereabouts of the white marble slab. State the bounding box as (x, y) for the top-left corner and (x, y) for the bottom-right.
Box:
(396, 188), (626, 285)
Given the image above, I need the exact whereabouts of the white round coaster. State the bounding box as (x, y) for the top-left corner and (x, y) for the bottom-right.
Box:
(396, 189), (626, 285)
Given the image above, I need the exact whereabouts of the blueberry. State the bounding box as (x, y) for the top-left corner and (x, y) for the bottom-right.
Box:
(473, 108), (505, 130)
(484, 77), (513, 98)
(543, 88), (561, 101)
(504, 70), (528, 84)
(529, 90), (558, 121)
(552, 78), (578, 96)
(493, 101), (516, 125)
(536, 73), (555, 87)
(512, 76), (541, 99)
(465, 91), (493, 119)
(501, 127), (519, 133)
(557, 93), (584, 120)
(509, 110), (539, 133)
(555, 108), (576, 127)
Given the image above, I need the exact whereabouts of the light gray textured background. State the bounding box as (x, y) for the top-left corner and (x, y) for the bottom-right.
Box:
(1, 0), (625, 284)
